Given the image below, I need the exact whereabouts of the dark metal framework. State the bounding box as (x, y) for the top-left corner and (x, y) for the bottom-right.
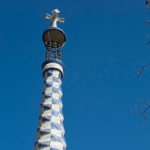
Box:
(46, 42), (62, 61)
(42, 28), (66, 61)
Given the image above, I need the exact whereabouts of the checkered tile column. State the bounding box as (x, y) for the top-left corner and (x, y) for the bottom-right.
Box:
(34, 61), (66, 150)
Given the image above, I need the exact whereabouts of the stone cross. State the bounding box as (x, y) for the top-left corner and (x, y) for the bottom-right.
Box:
(45, 9), (64, 28)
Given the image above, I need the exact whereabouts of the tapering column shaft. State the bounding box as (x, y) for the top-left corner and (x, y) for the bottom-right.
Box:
(34, 66), (66, 150)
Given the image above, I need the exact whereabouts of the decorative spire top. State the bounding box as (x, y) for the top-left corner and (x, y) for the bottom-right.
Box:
(45, 9), (65, 28)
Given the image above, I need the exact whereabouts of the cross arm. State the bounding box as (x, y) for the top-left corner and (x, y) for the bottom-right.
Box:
(58, 18), (65, 24)
(45, 13), (53, 20)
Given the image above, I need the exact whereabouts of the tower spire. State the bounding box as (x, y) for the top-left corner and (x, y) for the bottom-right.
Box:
(34, 9), (67, 150)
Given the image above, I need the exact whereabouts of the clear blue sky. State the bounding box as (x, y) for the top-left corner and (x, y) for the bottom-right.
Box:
(0, 0), (150, 150)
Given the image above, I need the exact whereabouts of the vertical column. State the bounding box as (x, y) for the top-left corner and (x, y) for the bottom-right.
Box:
(35, 10), (67, 149)
(34, 67), (66, 150)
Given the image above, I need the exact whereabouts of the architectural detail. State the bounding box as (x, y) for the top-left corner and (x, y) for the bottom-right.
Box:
(34, 9), (66, 150)
(45, 9), (64, 28)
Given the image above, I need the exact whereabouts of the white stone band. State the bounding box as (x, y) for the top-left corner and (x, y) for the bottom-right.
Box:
(42, 62), (64, 75)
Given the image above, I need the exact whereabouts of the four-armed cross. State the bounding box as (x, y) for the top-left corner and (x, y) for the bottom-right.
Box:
(45, 9), (64, 28)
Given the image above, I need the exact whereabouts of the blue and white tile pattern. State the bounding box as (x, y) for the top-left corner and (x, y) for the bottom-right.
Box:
(34, 69), (66, 150)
